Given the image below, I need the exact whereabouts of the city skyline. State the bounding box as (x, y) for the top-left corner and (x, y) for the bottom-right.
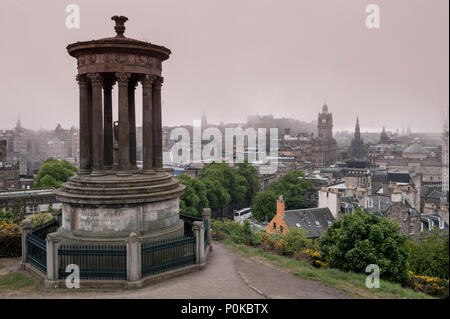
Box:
(0, 0), (448, 132)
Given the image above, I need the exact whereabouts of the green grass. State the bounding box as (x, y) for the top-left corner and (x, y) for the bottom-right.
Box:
(221, 240), (434, 299)
(0, 272), (38, 290)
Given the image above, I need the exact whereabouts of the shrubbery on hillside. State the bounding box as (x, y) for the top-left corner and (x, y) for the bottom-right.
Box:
(407, 229), (449, 280)
(318, 208), (410, 284)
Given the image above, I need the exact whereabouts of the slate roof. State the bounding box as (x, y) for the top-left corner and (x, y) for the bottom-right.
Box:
(284, 207), (335, 239)
(428, 190), (445, 200)
(421, 213), (449, 234)
(339, 196), (359, 213)
(365, 195), (391, 214)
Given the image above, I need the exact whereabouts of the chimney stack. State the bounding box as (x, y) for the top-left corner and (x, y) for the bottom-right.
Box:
(277, 195), (285, 216)
(391, 191), (402, 203)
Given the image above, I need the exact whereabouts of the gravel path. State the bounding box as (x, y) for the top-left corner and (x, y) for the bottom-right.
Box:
(0, 243), (347, 299)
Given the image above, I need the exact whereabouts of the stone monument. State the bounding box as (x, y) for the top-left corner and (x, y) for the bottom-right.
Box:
(55, 16), (185, 244)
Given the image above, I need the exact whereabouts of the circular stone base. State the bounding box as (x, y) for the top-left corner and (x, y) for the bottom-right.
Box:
(54, 170), (186, 240)
(55, 219), (185, 245)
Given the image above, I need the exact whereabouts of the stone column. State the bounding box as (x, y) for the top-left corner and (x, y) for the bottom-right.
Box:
(116, 72), (131, 175)
(103, 79), (114, 170)
(87, 73), (105, 176)
(76, 74), (91, 175)
(21, 220), (32, 268)
(128, 80), (138, 171)
(45, 232), (61, 287)
(141, 75), (155, 174)
(193, 221), (205, 265)
(202, 208), (212, 248)
(152, 77), (164, 171)
(126, 232), (142, 288)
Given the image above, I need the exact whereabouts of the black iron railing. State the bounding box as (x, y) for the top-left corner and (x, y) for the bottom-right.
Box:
(204, 219), (209, 248)
(58, 244), (127, 280)
(32, 218), (58, 240)
(27, 233), (47, 273)
(179, 213), (202, 236)
(141, 235), (195, 277)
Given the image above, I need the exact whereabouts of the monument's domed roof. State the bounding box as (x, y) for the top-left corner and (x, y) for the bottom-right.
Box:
(403, 143), (429, 155)
(67, 15), (171, 61)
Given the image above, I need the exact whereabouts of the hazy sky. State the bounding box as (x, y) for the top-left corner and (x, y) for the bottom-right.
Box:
(0, 0), (448, 132)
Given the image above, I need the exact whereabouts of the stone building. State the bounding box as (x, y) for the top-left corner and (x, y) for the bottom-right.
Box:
(384, 192), (422, 237)
(310, 104), (337, 167)
(0, 140), (20, 190)
(442, 130), (449, 193)
(0, 140), (6, 165)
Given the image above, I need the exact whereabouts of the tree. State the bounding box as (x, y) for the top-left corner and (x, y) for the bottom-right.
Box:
(408, 229), (449, 280)
(177, 174), (209, 217)
(251, 191), (277, 222)
(318, 208), (410, 284)
(199, 162), (246, 205)
(268, 171), (312, 210)
(236, 159), (260, 203)
(202, 178), (231, 209)
(34, 158), (77, 188)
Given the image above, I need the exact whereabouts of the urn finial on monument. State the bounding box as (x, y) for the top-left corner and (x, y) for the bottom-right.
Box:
(111, 15), (128, 37)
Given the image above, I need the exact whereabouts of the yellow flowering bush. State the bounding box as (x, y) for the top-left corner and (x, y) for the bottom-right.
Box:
(0, 220), (22, 257)
(408, 271), (449, 298)
(294, 248), (328, 268)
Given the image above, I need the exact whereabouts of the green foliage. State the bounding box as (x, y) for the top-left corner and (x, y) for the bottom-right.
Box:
(0, 211), (14, 224)
(202, 178), (231, 209)
(268, 171), (312, 209)
(251, 191), (277, 222)
(283, 228), (315, 255)
(199, 162), (247, 204)
(34, 157), (77, 189)
(407, 229), (449, 280)
(212, 219), (260, 246)
(177, 174), (209, 217)
(29, 212), (54, 229)
(251, 170), (312, 222)
(318, 208), (410, 284)
(235, 160), (260, 202)
(258, 229), (315, 256)
(0, 221), (22, 257)
(10, 202), (26, 224)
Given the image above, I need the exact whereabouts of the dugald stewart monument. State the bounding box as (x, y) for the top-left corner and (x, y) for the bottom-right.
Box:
(56, 16), (186, 241)
(20, 16), (211, 288)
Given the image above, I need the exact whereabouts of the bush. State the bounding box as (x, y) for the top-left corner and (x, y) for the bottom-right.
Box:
(283, 228), (314, 256)
(407, 229), (449, 280)
(295, 249), (328, 268)
(29, 212), (54, 229)
(318, 208), (410, 284)
(408, 271), (449, 298)
(0, 221), (22, 257)
(0, 211), (14, 224)
(211, 219), (260, 246)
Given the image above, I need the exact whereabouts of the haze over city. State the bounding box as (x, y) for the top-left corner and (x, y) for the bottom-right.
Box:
(0, 0), (448, 132)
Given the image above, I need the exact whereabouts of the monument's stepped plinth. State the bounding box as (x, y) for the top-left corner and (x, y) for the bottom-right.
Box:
(55, 172), (185, 242)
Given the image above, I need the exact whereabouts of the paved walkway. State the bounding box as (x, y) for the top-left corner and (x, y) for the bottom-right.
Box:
(0, 243), (347, 299)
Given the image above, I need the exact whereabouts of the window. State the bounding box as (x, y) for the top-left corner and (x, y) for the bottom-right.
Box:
(280, 225), (284, 233)
(273, 222), (276, 230)
(409, 226), (414, 235)
(314, 220), (321, 227)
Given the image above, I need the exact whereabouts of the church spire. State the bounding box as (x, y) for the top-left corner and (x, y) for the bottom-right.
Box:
(354, 116), (361, 139)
